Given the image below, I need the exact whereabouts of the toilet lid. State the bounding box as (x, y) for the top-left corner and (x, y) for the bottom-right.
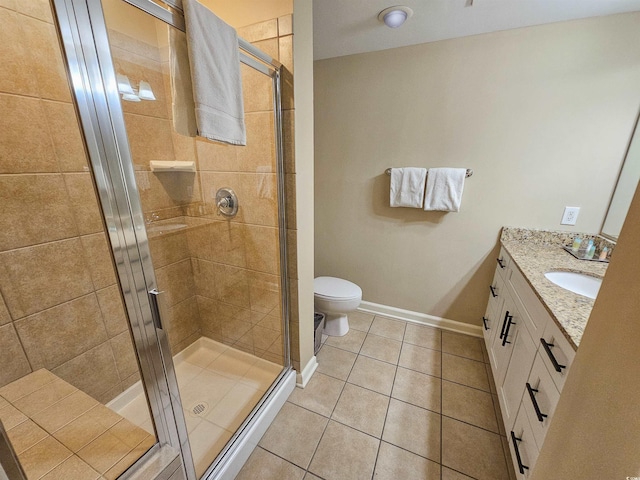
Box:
(314, 276), (362, 299)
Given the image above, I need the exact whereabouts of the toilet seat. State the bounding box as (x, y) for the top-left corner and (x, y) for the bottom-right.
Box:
(314, 276), (362, 301)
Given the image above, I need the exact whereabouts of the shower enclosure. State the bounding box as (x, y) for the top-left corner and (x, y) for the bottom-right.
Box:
(0, 0), (294, 479)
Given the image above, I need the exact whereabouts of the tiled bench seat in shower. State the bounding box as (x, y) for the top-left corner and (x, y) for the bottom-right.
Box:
(0, 369), (154, 479)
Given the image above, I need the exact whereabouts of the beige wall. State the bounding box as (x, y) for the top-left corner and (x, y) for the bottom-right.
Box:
(314, 13), (640, 326)
(531, 171), (640, 478)
(0, 1), (141, 403)
(201, 0), (292, 31)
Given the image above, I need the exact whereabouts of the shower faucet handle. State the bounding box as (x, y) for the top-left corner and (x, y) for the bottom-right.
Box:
(215, 188), (238, 217)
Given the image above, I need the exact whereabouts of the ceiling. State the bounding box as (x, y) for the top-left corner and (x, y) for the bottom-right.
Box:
(313, 0), (640, 60)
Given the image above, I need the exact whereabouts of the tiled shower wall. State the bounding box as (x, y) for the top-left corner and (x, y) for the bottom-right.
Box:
(0, 0), (140, 403)
(118, 13), (298, 367)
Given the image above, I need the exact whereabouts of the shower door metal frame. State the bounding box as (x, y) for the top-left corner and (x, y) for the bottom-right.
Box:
(51, 0), (292, 478)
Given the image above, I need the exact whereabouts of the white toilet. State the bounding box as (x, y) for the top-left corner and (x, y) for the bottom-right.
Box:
(314, 276), (362, 336)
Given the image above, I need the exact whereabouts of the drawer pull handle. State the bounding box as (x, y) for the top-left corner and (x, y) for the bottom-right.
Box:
(482, 317), (489, 330)
(510, 431), (529, 474)
(540, 338), (566, 372)
(502, 316), (514, 346)
(499, 311), (510, 339)
(526, 382), (548, 422)
(497, 257), (506, 269)
(489, 285), (498, 297)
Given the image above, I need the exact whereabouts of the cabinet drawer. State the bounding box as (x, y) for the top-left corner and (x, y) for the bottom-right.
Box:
(508, 262), (551, 341)
(540, 320), (576, 392)
(488, 269), (506, 316)
(496, 246), (511, 279)
(523, 353), (560, 450)
(509, 404), (539, 480)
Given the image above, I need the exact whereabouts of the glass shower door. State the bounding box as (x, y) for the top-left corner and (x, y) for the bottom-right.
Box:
(99, 0), (290, 477)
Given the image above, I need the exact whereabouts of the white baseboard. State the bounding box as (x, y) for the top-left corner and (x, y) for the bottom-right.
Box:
(358, 301), (483, 338)
(295, 355), (318, 388)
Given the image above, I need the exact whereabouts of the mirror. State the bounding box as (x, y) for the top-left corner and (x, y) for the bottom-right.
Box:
(601, 110), (640, 239)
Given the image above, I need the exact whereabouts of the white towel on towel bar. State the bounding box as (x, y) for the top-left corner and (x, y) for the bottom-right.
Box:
(423, 168), (466, 212)
(182, 0), (246, 145)
(389, 168), (428, 208)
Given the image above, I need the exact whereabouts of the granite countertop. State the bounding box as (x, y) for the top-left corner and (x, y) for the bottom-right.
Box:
(500, 228), (613, 350)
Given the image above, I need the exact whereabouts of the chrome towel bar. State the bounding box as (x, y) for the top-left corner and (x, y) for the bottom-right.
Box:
(385, 168), (473, 178)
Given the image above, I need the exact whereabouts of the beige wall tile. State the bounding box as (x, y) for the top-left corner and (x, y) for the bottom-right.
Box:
(30, 389), (97, 433)
(103, 434), (154, 480)
(0, 324), (31, 387)
(245, 225), (280, 274)
(125, 113), (175, 164)
(0, 292), (10, 325)
(6, 419), (48, 454)
(120, 371), (140, 392)
(15, 0), (53, 23)
(43, 101), (89, 172)
(248, 271), (280, 314)
(22, 16), (71, 101)
(209, 221), (247, 267)
(40, 456), (101, 480)
(81, 233), (117, 290)
(15, 295), (108, 370)
(166, 297), (201, 353)
(192, 258), (217, 299)
(251, 325), (280, 351)
(108, 29), (161, 63)
(110, 331), (139, 380)
(196, 138), (238, 171)
(254, 38), (279, 60)
(155, 258), (195, 306)
(0, 369), (56, 402)
(285, 173), (297, 229)
(78, 429), (134, 474)
(96, 285), (128, 338)
(287, 229), (297, 279)
(280, 69), (294, 110)
(199, 171), (242, 218)
(149, 230), (191, 268)
(279, 35), (293, 73)
(0, 174), (78, 251)
(237, 112), (276, 173)
(53, 404), (122, 452)
(278, 15), (293, 36)
(63, 173), (104, 235)
(19, 436), (72, 479)
(213, 264), (250, 308)
(52, 343), (121, 404)
(0, 238), (93, 319)
(241, 63), (274, 114)
(283, 109), (295, 173)
(136, 168), (202, 212)
(0, 8), (39, 96)
(238, 19), (278, 43)
(171, 130), (197, 163)
(109, 418), (149, 449)
(196, 295), (221, 340)
(0, 402), (27, 429)
(0, 1), (16, 12)
(0, 94), (57, 173)
(237, 173), (278, 227)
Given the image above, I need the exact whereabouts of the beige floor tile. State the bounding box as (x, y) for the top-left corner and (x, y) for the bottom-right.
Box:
(369, 316), (406, 341)
(382, 399), (440, 462)
(288, 372), (345, 417)
(316, 345), (357, 381)
(442, 354), (490, 392)
(259, 402), (328, 469)
(442, 381), (498, 433)
(20, 436), (72, 479)
(308, 420), (379, 480)
(303, 473), (323, 480)
(240, 360), (282, 391)
(31, 389), (97, 433)
(331, 383), (389, 438)
(324, 328), (366, 353)
(54, 404), (122, 453)
(13, 378), (76, 417)
(347, 355), (396, 396)
(360, 334), (402, 364)
(442, 332), (485, 362)
(392, 367), (441, 413)
(0, 402), (27, 429)
(236, 447), (305, 480)
(77, 430), (132, 474)
(398, 343), (441, 378)
(442, 466), (476, 479)
(206, 382), (264, 431)
(403, 324), (441, 351)
(0, 369), (56, 402)
(374, 442), (441, 480)
(6, 419), (48, 454)
(442, 416), (510, 480)
(348, 311), (374, 332)
(40, 455), (101, 480)
(189, 420), (233, 477)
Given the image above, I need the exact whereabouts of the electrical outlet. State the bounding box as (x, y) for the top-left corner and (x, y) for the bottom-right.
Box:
(561, 206), (580, 225)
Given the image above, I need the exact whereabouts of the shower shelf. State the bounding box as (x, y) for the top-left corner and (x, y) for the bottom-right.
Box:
(150, 160), (196, 172)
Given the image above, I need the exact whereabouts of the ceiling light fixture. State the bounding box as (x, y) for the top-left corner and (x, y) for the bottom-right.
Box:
(378, 6), (413, 28)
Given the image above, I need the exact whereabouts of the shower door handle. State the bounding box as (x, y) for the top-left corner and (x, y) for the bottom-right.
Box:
(148, 289), (164, 330)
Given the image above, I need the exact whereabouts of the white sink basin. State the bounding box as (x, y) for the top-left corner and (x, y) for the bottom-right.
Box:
(544, 271), (602, 299)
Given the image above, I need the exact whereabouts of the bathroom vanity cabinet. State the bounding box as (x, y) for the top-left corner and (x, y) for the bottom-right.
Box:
(484, 247), (576, 479)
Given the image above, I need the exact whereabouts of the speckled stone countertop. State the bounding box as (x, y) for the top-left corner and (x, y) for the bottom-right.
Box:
(500, 227), (614, 350)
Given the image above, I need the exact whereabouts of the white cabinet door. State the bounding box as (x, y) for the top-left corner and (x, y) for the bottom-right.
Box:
(540, 319), (576, 392)
(489, 293), (517, 387)
(509, 404), (540, 480)
(523, 353), (561, 450)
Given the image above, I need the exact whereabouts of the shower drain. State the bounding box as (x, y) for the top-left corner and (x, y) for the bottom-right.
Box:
(188, 402), (210, 418)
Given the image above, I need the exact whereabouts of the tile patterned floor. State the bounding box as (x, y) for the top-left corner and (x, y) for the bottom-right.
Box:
(236, 312), (517, 480)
